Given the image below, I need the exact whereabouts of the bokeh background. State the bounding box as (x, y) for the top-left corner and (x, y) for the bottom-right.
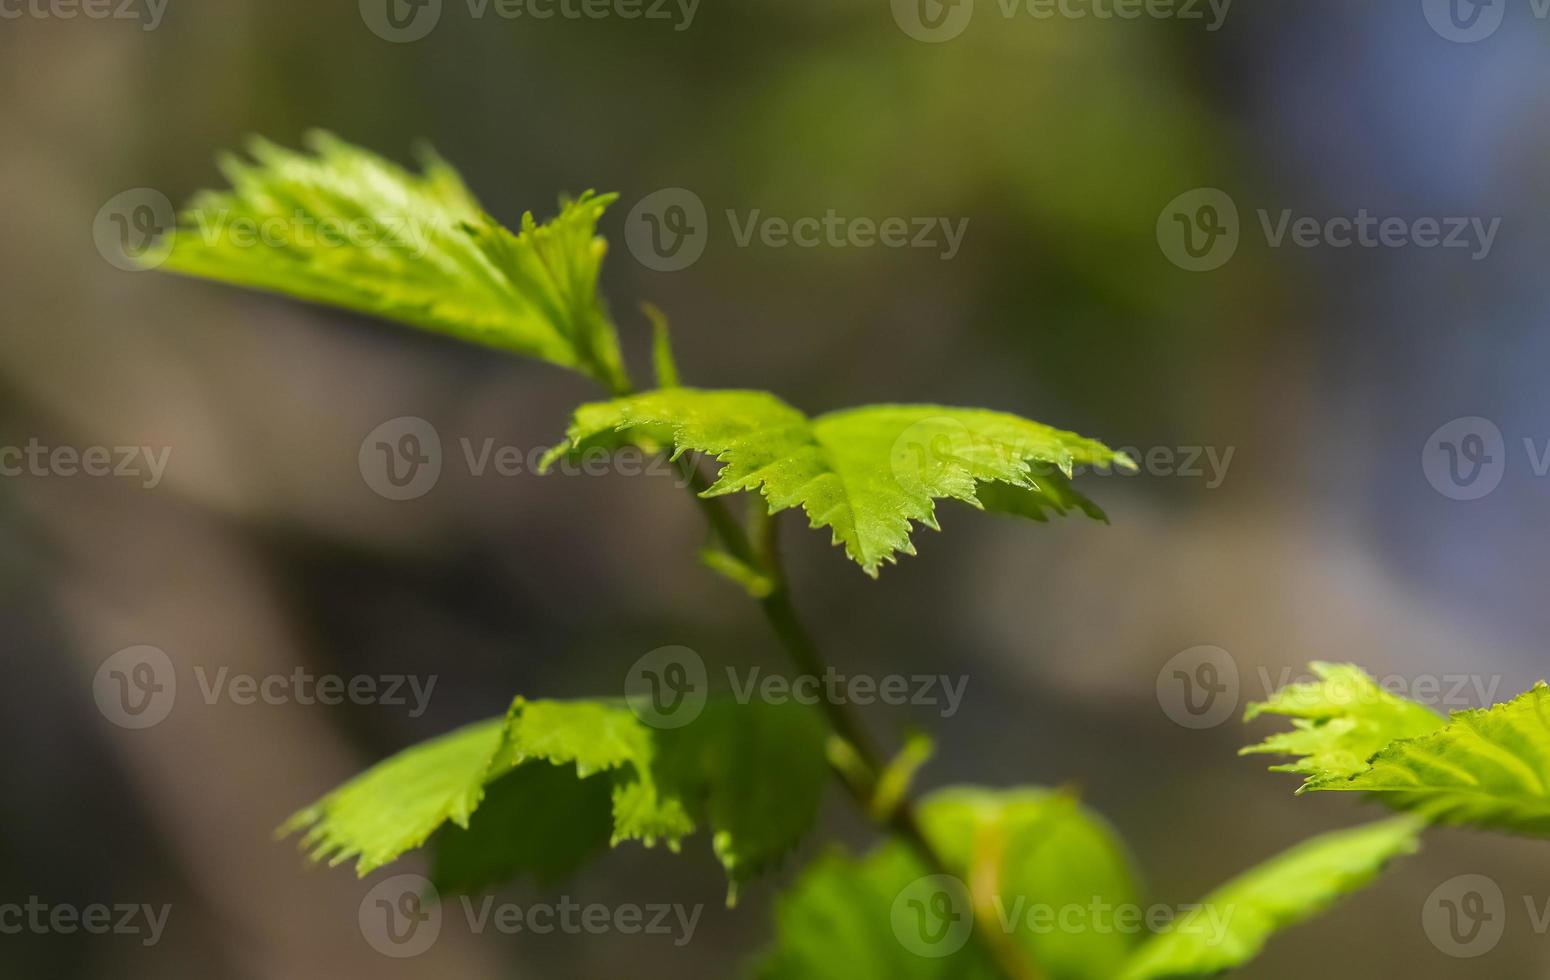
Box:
(3, 1), (1549, 976)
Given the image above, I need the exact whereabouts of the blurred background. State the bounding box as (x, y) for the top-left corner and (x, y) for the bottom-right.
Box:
(3, 1), (1549, 976)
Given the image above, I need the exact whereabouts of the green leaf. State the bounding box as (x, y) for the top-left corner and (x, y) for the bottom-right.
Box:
(1317, 685), (1550, 834)
(757, 787), (1139, 980)
(281, 696), (827, 899)
(279, 717), (505, 876)
(542, 388), (1130, 576)
(643, 302), (682, 388)
(759, 845), (992, 980)
(699, 547), (776, 598)
(1117, 817), (1424, 980)
(662, 700), (830, 900)
(433, 761), (614, 893)
(159, 131), (629, 390)
(1246, 665), (1550, 836)
(1242, 662), (1445, 785)
(921, 788), (1140, 980)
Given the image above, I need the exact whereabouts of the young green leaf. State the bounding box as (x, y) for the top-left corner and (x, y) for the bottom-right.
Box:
(433, 760), (614, 893)
(281, 696), (826, 898)
(1116, 817), (1424, 980)
(757, 787), (1139, 980)
(278, 717), (505, 875)
(1241, 662), (1445, 786)
(159, 132), (630, 390)
(642, 302), (682, 388)
(541, 388), (1131, 576)
(1246, 665), (1550, 836)
(662, 700), (830, 900)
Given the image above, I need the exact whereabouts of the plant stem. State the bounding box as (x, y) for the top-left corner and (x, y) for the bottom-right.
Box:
(606, 376), (1038, 978)
(679, 466), (1041, 980)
